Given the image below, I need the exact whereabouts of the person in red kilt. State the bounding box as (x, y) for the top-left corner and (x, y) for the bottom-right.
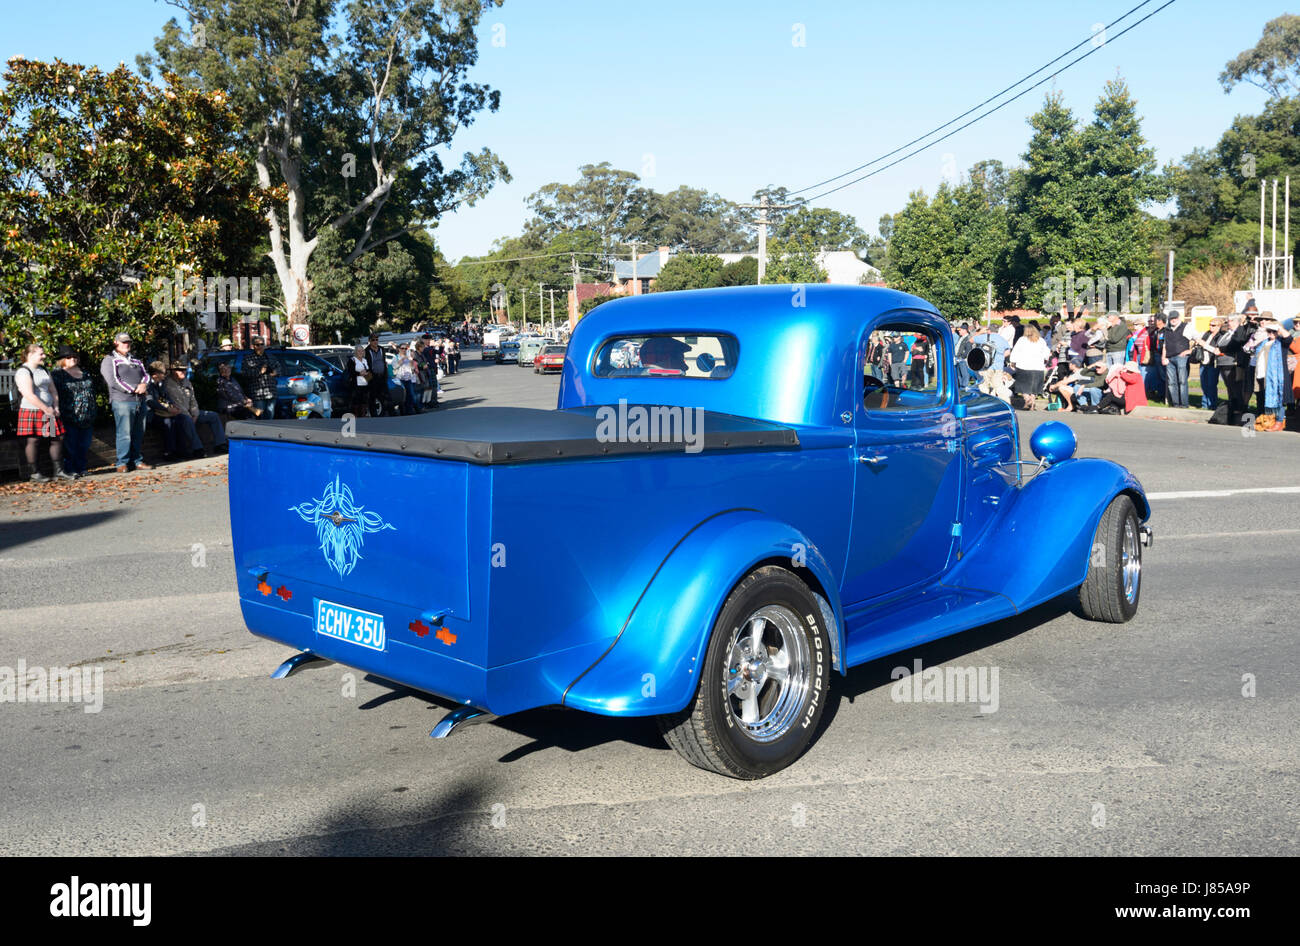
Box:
(14, 343), (73, 482)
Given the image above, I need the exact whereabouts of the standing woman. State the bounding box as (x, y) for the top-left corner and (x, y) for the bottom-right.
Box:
(14, 343), (73, 482)
(50, 345), (97, 478)
(1194, 318), (1223, 411)
(1258, 320), (1291, 431)
(395, 343), (419, 415)
(345, 344), (371, 417)
(1008, 324), (1050, 409)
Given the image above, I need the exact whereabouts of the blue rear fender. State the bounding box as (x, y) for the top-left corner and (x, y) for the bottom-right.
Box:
(948, 457), (1149, 609)
(561, 509), (845, 717)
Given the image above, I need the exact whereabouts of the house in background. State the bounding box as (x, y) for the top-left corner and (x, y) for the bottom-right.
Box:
(567, 246), (883, 326)
(714, 249), (880, 285)
(610, 246), (672, 295)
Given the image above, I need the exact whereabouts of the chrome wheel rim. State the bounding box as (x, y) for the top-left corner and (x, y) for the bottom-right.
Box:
(1122, 517), (1140, 603)
(725, 604), (810, 743)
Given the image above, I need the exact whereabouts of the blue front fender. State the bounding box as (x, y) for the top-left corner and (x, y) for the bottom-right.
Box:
(561, 509), (845, 717)
(947, 457), (1149, 609)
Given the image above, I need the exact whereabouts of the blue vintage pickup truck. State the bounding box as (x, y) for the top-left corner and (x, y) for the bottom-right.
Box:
(227, 285), (1152, 778)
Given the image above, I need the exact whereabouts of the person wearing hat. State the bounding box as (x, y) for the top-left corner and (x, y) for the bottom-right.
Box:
(219, 338), (234, 351)
(1160, 310), (1193, 407)
(99, 331), (153, 472)
(164, 360), (227, 455)
(51, 344), (97, 478)
(240, 336), (278, 418)
(362, 332), (391, 416)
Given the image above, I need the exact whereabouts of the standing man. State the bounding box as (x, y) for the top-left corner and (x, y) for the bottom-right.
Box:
(1146, 315), (1167, 401)
(362, 333), (391, 416)
(99, 331), (153, 473)
(241, 336), (278, 418)
(1160, 310), (1192, 408)
(1104, 313), (1129, 368)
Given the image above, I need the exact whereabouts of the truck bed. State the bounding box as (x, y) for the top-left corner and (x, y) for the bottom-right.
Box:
(226, 406), (799, 464)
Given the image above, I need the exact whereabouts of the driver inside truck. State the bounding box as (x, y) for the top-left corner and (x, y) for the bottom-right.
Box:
(638, 336), (691, 375)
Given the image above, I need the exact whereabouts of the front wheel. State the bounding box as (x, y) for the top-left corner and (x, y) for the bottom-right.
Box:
(657, 566), (831, 778)
(1077, 494), (1141, 622)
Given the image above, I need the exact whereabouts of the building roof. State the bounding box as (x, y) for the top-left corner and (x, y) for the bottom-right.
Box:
(611, 252), (666, 280)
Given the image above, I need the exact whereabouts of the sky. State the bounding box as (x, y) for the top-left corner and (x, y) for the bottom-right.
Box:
(1, 0), (1287, 261)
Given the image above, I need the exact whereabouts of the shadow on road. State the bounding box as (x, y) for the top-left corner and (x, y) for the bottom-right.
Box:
(0, 509), (126, 554)
(818, 595), (1075, 736)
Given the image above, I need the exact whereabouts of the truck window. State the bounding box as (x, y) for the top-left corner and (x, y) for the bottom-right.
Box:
(863, 323), (945, 411)
(592, 333), (737, 379)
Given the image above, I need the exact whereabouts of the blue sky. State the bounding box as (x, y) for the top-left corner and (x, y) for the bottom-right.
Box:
(2, 0), (1285, 260)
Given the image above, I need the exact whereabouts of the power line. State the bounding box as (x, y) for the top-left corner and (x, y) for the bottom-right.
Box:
(794, 0), (1177, 206)
(788, 0), (1158, 198)
(454, 249), (605, 266)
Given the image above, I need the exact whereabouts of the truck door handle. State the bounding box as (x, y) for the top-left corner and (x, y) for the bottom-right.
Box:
(858, 453), (887, 467)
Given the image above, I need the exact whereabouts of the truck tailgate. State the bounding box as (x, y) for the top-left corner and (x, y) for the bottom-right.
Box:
(228, 438), (477, 663)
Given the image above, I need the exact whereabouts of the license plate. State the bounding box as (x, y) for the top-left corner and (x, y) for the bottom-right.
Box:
(314, 599), (386, 652)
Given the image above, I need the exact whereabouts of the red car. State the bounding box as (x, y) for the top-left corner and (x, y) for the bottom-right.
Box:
(534, 345), (566, 374)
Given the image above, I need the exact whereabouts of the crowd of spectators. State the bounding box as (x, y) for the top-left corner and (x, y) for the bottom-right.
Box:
(13, 325), (474, 482)
(955, 300), (1299, 428)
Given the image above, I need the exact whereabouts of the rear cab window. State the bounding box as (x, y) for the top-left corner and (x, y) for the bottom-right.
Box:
(592, 333), (737, 378)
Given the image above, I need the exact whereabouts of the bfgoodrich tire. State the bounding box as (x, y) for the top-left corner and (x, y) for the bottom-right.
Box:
(1077, 494), (1141, 623)
(657, 566), (832, 779)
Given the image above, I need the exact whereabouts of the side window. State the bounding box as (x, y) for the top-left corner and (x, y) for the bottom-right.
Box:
(862, 322), (945, 412)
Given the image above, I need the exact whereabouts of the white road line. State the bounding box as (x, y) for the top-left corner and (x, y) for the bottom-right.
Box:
(1146, 486), (1300, 500)
(1160, 529), (1300, 541)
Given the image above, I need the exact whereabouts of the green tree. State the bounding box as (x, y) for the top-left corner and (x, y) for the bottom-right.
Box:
(883, 163), (1010, 318)
(526, 162), (653, 258)
(1220, 14), (1300, 98)
(1168, 96), (1300, 273)
(651, 186), (748, 252)
(713, 256), (758, 286)
(773, 206), (868, 254)
(763, 232), (827, 284)
(654, 253), (723, 291)
(0, 58), (267, 357)
(142, 0), (508, 329)
(1004, 85), (1163, 309)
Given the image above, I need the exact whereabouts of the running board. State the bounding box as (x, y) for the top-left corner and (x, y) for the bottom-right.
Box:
(271, 651), (331, 679)
(430, 705), (496, 739)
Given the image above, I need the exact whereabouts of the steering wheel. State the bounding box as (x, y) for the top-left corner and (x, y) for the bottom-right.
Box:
(863, 374), (886, 394)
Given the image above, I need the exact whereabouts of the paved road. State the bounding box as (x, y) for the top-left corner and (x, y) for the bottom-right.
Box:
(1, 355), (1296, 855)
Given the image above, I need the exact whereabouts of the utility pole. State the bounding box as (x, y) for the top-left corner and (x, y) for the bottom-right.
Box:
(538, 282), (544, 330)
(620, 241), (650, 295)
(738, 194), (799, 284)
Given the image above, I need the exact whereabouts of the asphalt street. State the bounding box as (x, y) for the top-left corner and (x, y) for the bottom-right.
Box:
(1, 353), (1296, 855)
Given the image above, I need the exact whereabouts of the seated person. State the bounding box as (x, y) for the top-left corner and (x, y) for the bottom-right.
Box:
(145, 361), (201, 460)
(1068, 363), (1108, 411)
(216, 362), (257, 419)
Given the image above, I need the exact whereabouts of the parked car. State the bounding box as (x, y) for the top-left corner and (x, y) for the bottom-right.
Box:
(227, 285), (1151, 779)
(197, 348), (340, 419)
(534, 345), (566, 374)
(517, 337), (547, 367)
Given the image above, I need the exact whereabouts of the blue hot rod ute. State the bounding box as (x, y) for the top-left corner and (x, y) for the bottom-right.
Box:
(227, 285), (1152, 778)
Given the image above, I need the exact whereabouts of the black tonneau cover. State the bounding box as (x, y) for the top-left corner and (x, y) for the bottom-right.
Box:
(226, 406), (799, 465)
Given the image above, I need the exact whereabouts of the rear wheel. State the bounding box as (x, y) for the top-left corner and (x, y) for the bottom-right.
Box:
(1078, 494), (1141, 622)
(657, 566), (831, 778)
